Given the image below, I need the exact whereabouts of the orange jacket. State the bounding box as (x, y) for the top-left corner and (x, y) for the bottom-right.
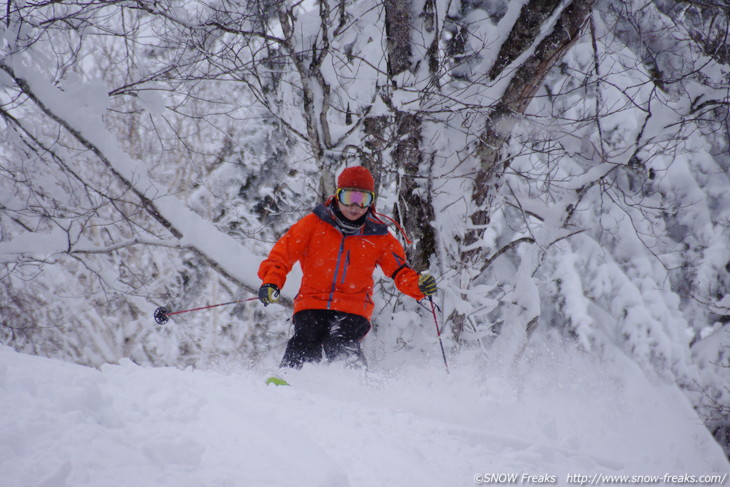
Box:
(258, 202), (424, 320)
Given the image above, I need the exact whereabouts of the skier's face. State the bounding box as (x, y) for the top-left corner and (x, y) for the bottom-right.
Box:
(337, 200), (369, 221)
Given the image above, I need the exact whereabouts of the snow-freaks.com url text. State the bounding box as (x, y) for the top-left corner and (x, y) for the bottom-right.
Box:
(473, 473), (728, 485)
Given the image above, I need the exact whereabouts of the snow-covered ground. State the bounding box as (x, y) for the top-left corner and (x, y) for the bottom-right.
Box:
(1, 341), (728, 487)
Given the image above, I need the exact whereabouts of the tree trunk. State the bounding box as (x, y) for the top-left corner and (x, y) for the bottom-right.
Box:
(464, 0), (595, 265)
(384, 0), (412, 78)
(488, 0), (564, 81)
(454, 0), (595, 342)
(393, 112), (436, 272)
(360, 1), (437, 269)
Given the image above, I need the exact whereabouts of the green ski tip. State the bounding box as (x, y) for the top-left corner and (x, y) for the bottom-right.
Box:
(265, 376), (290, 386)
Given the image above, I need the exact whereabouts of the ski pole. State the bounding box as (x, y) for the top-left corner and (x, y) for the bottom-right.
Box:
(428, 296), (449, 374)
(154, 297), (259, 325)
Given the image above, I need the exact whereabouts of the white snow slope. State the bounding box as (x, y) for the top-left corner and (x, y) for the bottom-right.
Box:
(1, 342), (728, 487)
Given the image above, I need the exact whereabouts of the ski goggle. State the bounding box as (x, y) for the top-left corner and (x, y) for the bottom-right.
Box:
(336, 188), (375, 208)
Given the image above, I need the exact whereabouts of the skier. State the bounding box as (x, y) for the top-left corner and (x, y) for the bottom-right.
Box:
(257, 166), (437, 369)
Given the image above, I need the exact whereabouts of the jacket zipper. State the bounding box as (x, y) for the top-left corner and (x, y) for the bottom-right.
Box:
(341, 250), (350, 284)
(328, 237), (346, 309)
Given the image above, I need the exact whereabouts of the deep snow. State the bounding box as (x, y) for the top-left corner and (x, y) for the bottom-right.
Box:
(1, 340), (728, 487)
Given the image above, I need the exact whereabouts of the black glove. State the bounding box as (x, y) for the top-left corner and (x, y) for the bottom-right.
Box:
(418, 274), (437, 296)
(258, 283), (280, 306)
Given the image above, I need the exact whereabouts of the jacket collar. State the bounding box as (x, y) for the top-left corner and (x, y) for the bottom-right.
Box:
(313, 201), (389, 236)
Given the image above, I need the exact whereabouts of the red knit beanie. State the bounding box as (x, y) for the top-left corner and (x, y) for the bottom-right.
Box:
(337, 166), (375, 192)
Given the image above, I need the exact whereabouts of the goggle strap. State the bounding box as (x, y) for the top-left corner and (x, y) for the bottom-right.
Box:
(371, 210), (412, 246)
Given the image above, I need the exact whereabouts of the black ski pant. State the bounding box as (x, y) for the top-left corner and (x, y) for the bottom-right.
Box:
(280, 309), (371, 369)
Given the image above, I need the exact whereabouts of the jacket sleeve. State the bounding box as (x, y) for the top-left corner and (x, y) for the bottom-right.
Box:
(257, 214), (314, 289)
(378, 234), (425, 301)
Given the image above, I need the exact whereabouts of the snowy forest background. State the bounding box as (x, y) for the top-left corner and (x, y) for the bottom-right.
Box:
(1, 0), (728, 454)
